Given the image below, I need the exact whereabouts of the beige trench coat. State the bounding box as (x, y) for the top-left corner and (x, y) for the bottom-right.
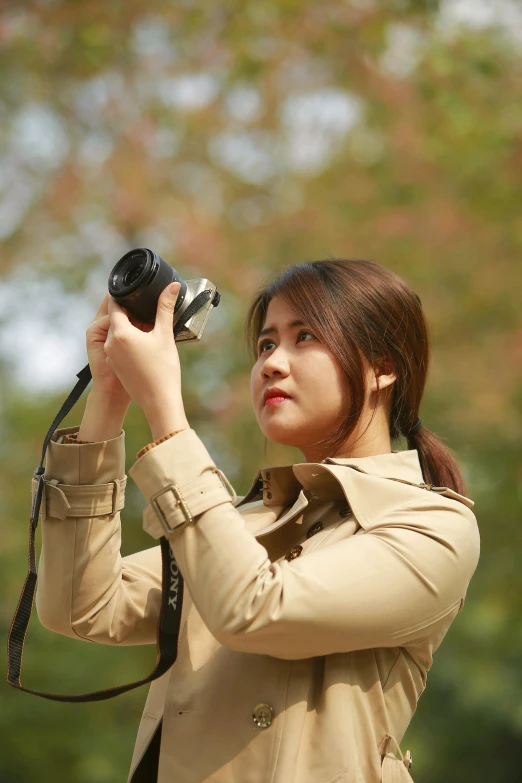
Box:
(34, 425), (480, 783)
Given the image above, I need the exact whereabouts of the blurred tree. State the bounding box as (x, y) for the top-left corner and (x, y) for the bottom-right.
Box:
(1, 1), (521, 780)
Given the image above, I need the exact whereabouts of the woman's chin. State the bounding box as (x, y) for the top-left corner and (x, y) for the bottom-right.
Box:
(260, 420), (302, 446)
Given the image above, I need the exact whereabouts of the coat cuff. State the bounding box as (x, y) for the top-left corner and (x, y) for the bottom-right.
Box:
(32, 425), (127, 522)
(43, 425), (126, 484)
(61, 428), (184, 461)
(135, 430), (187, 460)
(128, 428), (237, 540)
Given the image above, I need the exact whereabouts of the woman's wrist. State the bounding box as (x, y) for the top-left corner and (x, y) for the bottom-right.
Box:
(144, 395), (189, 442)
(148, 416), (190, 443)
(77, 389), (131, 442)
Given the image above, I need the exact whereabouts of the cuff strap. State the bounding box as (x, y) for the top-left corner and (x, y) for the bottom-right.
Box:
(143, 469), (237, 540)
(31, 476), (127, 520)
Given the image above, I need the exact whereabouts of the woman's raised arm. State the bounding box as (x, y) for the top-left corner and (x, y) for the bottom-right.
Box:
(129, 427), (481, 660)
(34, 411), (165, 646)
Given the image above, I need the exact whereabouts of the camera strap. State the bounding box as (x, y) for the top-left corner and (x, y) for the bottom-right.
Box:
(7, 289), (216, 701)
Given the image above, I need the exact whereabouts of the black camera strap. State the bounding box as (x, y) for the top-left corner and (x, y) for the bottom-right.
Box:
(7, 289), (216, 701)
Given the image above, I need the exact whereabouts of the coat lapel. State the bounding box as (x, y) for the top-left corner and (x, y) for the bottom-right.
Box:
(294, 451), (474, 531)
(234, 449), (474, 539)
(237, 491), (310, 538)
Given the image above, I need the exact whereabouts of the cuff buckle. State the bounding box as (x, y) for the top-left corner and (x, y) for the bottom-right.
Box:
(150, 483), (192, 535)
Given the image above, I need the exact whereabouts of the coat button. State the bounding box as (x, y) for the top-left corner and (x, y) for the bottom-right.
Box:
(306, 520), (323, 538)
(252, 703), (273, 728)
(338, 503), (351, 517)
(285, 545), (303, 561)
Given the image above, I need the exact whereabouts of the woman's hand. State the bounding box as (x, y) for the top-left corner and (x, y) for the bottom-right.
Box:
(86, 292), (136, 405)
(104, 282), (185, 423)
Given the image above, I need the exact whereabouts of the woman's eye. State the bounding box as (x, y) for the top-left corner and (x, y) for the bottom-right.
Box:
(297, 330), (314, 344)
(258, 331), (314, 354)
(258, 340), (273, 354)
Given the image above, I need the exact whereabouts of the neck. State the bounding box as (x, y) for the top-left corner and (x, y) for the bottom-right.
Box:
(300, 408), (392, 463)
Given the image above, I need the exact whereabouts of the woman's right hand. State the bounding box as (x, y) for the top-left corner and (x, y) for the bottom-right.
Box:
(86, 292), (153, 404)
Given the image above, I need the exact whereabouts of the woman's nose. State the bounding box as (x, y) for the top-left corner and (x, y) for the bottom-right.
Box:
(262, 348), (289, 376)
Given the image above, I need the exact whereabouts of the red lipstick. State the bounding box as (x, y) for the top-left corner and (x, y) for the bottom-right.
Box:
(263, 387), (291, 405)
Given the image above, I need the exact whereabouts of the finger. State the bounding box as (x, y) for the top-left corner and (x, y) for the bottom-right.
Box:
(154, 282), (180, 334)
(88, 313), (111, 331)
(107, 295), (131, 332)
(94, 292), (111, 319)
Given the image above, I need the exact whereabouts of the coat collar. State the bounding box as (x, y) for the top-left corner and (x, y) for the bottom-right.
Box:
(236, 449), (475, 539)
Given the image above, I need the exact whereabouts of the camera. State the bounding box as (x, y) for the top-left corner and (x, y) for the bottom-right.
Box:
(108, 248), (220, 343)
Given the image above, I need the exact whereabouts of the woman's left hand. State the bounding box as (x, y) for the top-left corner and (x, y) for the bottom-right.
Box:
(105, 282), (184, 420)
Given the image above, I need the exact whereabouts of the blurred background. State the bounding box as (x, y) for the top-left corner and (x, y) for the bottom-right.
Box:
(1, 1), (521, 781)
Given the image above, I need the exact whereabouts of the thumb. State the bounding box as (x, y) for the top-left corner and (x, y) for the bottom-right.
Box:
(155, 282), (181, 331)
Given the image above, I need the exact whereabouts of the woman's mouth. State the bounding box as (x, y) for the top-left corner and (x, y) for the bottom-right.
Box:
(264, 396), (291, 406)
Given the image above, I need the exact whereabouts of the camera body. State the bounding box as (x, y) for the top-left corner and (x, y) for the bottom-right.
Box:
(108, 248), (220, 343)
(167, 276), (219, 343)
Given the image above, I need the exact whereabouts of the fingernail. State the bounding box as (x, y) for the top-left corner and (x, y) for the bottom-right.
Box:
(169, 283), (179, 295)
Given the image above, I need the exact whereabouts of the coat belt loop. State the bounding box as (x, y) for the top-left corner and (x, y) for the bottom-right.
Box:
(46, 478), (71, 520)
(214, 468), (237, 504)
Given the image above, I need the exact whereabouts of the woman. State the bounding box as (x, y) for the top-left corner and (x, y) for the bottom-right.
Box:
(35, 258), (480, 783)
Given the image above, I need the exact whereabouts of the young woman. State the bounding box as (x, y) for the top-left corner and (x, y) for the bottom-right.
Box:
(35, 258), (480, 783)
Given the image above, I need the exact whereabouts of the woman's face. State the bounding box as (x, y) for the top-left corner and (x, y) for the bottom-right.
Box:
(250, 295), (352, 461)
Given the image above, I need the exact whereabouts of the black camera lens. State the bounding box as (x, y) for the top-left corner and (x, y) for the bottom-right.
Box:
(123, 263), (145, 287)
(108, 248), (187, 325)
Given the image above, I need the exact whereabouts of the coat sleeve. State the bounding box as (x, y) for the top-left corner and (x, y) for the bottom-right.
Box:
(34, 425), (167, 646)
(129, 428), (481, 660)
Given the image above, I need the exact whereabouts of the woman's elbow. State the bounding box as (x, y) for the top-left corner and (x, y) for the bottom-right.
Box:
(35, 584), (85, 641)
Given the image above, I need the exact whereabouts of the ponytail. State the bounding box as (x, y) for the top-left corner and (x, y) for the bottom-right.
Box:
(407, 425), (468, 496)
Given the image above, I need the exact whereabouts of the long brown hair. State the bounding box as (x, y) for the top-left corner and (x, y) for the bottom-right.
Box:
(244, 258), (468, 496)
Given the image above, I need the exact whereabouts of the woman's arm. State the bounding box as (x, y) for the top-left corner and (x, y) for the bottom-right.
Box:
(34, 393), (166, 646)
(129, 428), (481, 660)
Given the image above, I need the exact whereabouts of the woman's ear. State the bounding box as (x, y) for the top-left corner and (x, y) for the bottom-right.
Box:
(370, 356), (396, 393)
